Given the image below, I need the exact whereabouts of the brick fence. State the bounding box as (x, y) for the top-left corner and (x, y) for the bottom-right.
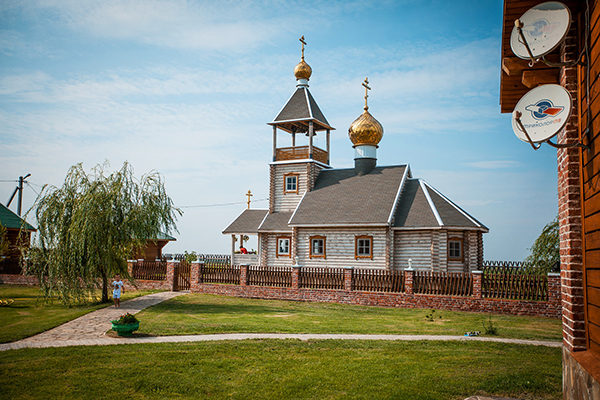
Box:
(127, 261), (562, 318)
(0, 261), (562, 318)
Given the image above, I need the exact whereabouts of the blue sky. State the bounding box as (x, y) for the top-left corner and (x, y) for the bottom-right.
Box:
(0, 0), (559, 260)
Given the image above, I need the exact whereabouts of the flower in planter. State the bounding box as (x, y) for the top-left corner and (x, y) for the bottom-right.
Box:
(112, 312), (139, 324)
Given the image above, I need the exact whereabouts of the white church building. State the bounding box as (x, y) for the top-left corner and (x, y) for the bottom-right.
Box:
(224, 38), (488, 272)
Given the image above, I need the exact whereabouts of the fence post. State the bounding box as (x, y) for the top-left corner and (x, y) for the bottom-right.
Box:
(472, 270), (482, 299)
(190, 261), (201, 292)
(547, 272), (561, 305)
(167, 260), (178, 291)
(292, 264), (301, 290)
(344, 267), (353, 291)
(127, 260), (136, 277)
(404, 259), (414, 295)
(240, 264), (249, 286)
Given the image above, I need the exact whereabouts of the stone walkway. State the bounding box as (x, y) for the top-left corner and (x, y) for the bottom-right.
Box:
(0, 291), (562, 352)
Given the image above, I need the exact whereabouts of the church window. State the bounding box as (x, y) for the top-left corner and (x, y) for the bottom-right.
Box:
(277, 236), (291, 257)
(284, 173), (299, 194)
(448, 238), (463, 261)
(309, 235), (326, 258)
(355, 235), (373, 259)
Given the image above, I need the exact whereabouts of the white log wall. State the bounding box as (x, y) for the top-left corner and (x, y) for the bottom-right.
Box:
(295, 228), (388, 269)
(263, 233), (296, 268)
(393, 230), (435, 270)
(271, 163), (306, 212)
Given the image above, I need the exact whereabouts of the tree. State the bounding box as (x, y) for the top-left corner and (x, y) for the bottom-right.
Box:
(524, 216), (559, 275)
(25, 161), (180, 305)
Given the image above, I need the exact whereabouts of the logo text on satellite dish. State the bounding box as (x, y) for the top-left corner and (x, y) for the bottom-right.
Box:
(523, 19), (560, 39)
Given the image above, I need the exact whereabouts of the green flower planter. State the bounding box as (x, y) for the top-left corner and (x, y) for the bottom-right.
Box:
(110, 321), (140, 336)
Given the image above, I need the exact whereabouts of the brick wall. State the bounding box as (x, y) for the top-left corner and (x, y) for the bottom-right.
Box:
(558, 24), (586, 352)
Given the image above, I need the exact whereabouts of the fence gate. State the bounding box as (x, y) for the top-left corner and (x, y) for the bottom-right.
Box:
(173, 262), (191, 291)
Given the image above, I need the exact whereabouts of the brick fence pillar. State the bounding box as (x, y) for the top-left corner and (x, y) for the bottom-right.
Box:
(127, 260), (135, 277)
(547, 273), (561, 306)
(292, 265), (301, 290)
(167, 261), (177, 291)
(344, 267), (353, 291)
(472, 271), (482, 299)
(240, 264), (249, 286)
(190, 261), (202, 292)
(404, 267), (414, 295)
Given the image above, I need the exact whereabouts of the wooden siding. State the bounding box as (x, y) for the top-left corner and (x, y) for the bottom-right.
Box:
(392, 230), (480, 272)
(393, 230), (434, 271)
(296, 228), (387, 269)
(581, 0), (600, 358)
(447, 231), (465, 273)
(270, 162), (327, 212)
(264, 234), (296, 268)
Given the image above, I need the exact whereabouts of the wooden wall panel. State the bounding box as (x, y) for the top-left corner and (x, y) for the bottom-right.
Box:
(296, 228), (388, 269)
(583, 1), (600, 357)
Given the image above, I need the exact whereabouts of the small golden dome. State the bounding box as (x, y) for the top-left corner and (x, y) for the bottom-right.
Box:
(294, 59), (312, 80)
(348, 108), (384, 147)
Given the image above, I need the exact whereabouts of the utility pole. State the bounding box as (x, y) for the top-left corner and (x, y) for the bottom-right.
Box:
(6, 173), (31, 216)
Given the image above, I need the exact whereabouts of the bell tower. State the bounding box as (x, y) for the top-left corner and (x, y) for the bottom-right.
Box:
(267, 36), (335, 213)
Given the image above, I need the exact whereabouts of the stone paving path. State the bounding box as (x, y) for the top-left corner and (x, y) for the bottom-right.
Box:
(0, 290), (562, 352)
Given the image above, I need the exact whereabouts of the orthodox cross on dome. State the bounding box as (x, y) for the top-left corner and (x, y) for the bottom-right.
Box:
(246, 190), (253, 209)
(299, 36), (307, 60)
(362, 77), (371, 110)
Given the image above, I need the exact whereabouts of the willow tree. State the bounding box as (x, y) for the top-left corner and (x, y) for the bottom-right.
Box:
(26, 161), (180, 304)
(524, 216), (559, 274)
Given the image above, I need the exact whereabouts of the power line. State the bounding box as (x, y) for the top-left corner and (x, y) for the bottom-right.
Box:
(177, 198), (269, 209)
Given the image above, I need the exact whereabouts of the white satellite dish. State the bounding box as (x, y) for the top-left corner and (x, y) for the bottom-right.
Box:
(510, 2), (571, 60)
(512, 84), (572, 144)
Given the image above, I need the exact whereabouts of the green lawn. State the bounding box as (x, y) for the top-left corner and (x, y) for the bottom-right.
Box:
(0, 285), (164, 343)
(136, 293), (563, 341)
(0, 340), (562, 400)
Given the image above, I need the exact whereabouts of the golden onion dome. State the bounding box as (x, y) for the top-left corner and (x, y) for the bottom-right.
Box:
(348, 107), (384, 147)
(294, 59), (312, 81)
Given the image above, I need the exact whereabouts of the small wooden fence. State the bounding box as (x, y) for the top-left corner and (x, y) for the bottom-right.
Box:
(413, 271), (473, 296)
(174, 262), (191, 291)
(482, 271), (548, 301)
(248, 266), (292, 287)
(299, 267), (345, 290)
(353, 269), (404, 292)
(132, 260), (167, 281)
(198, 264), (240, 285)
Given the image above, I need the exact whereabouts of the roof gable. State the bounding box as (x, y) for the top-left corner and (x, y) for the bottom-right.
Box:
(393, 179), (439, 228)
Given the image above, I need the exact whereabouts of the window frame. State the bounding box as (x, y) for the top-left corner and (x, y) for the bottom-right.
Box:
(283, 173), (299, 194)
(276, 236), (291, 258)
(355, 235), (373, 260)
(448, 237), (463, 261)
(309, 235), (326, 259)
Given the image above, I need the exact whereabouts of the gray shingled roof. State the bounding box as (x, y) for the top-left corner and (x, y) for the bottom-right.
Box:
(258, 212), (293, 232)
(424, 181), (487, 230)
(393, 179), (487, 231)
(269, 87), (334, 133)
(289, 165), (408, 226)
(393, 179), (439, 228)
(222, 209), (269, 234)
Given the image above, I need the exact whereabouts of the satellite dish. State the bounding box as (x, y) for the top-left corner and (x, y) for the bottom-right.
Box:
(512, 84), (572, 144)
(510, 2), (571, 60)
